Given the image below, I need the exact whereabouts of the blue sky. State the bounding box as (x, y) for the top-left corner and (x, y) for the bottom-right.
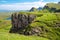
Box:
(0, 0), (60, 10)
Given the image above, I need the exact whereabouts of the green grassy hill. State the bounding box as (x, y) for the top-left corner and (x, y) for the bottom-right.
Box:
(0, 3), (60, 40)
(0, 11), (60, 40)
(0, 12), (49, 40)
(45, 3), (60, 9)
(43, 2), (60, 12)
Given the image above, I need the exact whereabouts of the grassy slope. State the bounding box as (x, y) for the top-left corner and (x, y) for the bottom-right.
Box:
(45, 3), (60, 10)
(0, 20), (48, 40)
(0, 21), (48, 40)
(0, 12), (60, 40)
(0, 12), (49, 40)
(30, 13), (60, 40)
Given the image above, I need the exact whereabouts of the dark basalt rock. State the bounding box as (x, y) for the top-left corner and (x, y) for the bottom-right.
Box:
(9, 12), (36, 34)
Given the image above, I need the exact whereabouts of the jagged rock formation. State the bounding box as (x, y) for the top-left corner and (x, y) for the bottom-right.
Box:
(9, 12), (41, 35)
(9, 12), (60, 40)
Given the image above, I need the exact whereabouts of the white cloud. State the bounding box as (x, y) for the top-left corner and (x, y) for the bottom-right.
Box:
(0, 1), (47, 10)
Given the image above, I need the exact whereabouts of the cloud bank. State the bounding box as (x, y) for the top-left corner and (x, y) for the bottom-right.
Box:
(0, 1), (47, 10)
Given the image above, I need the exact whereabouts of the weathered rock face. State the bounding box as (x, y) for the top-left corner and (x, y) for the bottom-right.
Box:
(9, 13), (36, 34)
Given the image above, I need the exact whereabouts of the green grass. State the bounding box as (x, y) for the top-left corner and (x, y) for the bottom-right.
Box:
(0, 12), (60, 40)
(0, 32), (49, 40)
(0, 13), (49, 40)
(30, 13), (60, 40)
(0, 21), (49, 40)
(0, 22), (49, 40)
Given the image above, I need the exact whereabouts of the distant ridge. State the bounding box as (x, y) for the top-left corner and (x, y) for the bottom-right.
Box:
(29, 7), (42, 12)
(0, 10), (19, 12)
(29, 7), (37, 12)
(37, 7), (43, 10)
(58, 2), (60, 4)
(43, 2), (60, 12)
(0, 10), (29, 12)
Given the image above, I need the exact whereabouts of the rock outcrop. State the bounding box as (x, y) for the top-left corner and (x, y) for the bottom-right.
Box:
(9, 12), (38, 35)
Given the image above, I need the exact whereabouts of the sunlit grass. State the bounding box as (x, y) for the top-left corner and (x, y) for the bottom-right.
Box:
(0, 12), (60, 40)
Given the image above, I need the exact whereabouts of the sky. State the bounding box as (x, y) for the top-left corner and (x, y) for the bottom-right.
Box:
(0, 0), (60, 10)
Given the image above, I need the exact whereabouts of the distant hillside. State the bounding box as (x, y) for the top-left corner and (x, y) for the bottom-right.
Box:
(43, 2), (60, 12)
(29, 7), (42, 12)
(37, 7), (43, 10)
(29, 7), (38, 12)
(58, 2), (60, 4)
